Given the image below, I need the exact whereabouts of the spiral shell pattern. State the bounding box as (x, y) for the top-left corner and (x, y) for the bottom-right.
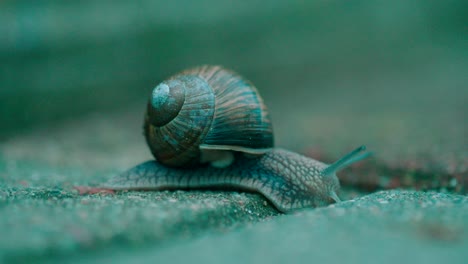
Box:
(144, 65), (274, 167)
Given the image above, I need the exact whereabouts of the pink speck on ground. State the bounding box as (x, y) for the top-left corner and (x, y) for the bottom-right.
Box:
(74, 186), (115, 195)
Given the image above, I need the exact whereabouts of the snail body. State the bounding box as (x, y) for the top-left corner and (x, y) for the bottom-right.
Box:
(104, 65), (371, 213)
(105, 146), (369, 213)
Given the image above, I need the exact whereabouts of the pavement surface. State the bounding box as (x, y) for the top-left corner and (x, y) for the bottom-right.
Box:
(1, 95), (466, 263)
(81, 190), (467, 264)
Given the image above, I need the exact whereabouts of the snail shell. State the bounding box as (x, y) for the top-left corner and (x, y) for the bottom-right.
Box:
(144, 65), (274, 168)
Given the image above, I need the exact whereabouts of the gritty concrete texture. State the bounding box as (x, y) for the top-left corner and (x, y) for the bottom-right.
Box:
(72, 191), (467, 264)
(0, 187), (278, 262)
(3, 190), (463, 264)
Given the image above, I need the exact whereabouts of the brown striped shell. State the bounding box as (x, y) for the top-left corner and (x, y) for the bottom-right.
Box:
(144, 65), (274, 168)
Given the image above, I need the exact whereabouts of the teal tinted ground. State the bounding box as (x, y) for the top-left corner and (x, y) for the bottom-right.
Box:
(0, 93), (466, 262)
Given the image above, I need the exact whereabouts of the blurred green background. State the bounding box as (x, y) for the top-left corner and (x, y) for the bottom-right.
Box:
(1, 0), (466, 141)
(0, 1), (467, 262)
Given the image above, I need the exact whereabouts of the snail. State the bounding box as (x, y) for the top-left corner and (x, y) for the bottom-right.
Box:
(103, 65), (371, 213)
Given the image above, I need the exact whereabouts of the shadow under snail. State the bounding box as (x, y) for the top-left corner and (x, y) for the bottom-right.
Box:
(102, 65), (371, 213)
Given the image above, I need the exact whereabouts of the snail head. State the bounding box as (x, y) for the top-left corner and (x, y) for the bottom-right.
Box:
(321, 146), (372, 203)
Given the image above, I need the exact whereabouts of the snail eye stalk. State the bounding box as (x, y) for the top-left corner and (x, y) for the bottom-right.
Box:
(323, 146), (372, 175)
